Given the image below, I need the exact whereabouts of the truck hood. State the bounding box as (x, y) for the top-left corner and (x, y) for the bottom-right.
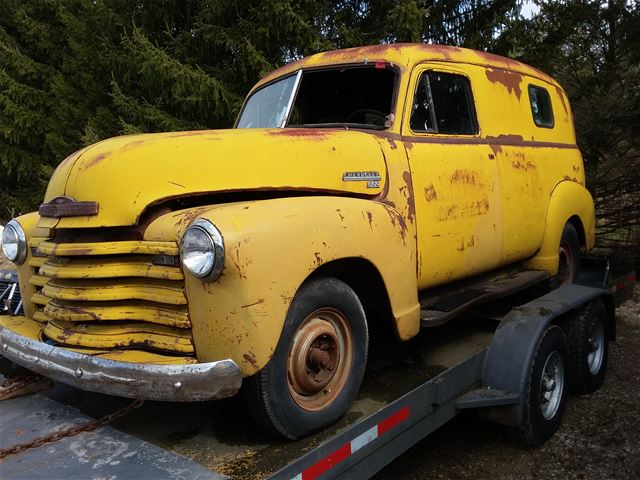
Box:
(39, 128), (387, 229)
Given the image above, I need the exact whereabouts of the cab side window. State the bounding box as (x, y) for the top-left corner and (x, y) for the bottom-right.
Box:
(410, 71), (478, 135)
(528, 85), (554, 128)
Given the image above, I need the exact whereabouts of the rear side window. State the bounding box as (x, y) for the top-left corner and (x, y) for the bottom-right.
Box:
(528, 85), (554, 128)
(410, 71), (478, 135)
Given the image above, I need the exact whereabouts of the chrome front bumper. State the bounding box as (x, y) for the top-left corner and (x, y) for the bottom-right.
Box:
(0, 327), (243, 402)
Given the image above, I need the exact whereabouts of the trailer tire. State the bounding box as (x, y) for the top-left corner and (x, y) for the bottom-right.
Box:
(564, 300), (608, 394)
(509, 325), (568, 446)
(243, 277), (368, 439)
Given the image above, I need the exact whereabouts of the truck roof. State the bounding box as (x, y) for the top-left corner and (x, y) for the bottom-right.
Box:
(254, 43), (560, 92)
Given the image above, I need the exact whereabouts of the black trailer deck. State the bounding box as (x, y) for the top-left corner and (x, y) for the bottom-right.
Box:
(1, 321), (493, 479)
(1, 261), (635, 480)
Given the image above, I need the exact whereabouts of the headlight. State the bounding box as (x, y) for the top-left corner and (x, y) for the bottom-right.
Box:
(180, 219), (225, 281)
(1, 220), (27, 265)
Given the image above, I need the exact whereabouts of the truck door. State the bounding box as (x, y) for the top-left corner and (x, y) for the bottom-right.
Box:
(402, 64), (504, 289)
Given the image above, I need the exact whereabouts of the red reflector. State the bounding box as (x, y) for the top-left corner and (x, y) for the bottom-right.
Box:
(375, 61), (387, 69)
(378, 406), (410, 435)
(302, 443), (351, 480)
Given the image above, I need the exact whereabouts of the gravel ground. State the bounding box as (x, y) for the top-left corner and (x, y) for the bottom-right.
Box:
(376, 285), (640, 480)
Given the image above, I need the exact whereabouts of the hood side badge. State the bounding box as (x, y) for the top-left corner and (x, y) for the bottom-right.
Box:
(39, 196), (99, 218)
(342, 171), (381, 189)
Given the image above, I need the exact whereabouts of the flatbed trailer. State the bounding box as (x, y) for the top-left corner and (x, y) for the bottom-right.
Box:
(0, 261), (636, 479)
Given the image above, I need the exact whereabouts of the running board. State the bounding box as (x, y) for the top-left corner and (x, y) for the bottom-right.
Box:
(420, 270), (549, 327)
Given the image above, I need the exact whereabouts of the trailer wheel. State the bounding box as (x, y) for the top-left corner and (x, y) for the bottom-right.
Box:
(510, 325), (568, 446)
(243, 277), (368, 439)
(565, 300), (608, 394)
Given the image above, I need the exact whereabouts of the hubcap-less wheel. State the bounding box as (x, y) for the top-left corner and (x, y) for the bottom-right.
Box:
(558, 242), (575, 284)
(287, 308), (353, 411)
(587, 317), (605, 374)
(540, 351), (565, 420)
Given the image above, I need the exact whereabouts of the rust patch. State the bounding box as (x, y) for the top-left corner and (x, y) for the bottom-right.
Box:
(572, 165), (580, 172)
(404, 141), (414, 150)
(120, 139), (147, 151)
(164, 130), (221, 138)
(264, 128), (333, 141)
(241, 299), (265, 309)
(450, 170), (479, 186)
(316, 43), (406, 63)
(485, 68), (523, 99)
(424, 184), (438, 202)
(336, 209), (345, 221)
(382, 205), (407, 241)
(314, 252), (323, 265)
(81, 152), (109, 171)
(414, 43), (464, 60)
(489, 144), (503, 156)
(563, 175), (579, 182)
(387, 138), (397, 149)
(512, 159), (536, 171)
(366, 211), (373, 229)
(485, 134), (524, 144)
(173, 206), (212, 228)
(243, 352), (258, 370)
(231, 245), (247, 279)
(467, 235), (475, 248)
(402, 171), (416, 222)
(456, 239), (465, 252)
(474, 50), (554, 83)
(437, 199), (489, 221)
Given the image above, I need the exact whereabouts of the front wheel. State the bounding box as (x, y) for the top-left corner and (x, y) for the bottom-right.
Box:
(556, 223), (581, 286)
(509, 325), (569, 446)
(243, 277), (368, 439)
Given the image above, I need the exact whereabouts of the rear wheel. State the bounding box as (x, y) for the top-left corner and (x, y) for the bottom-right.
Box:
(564, 300), (609, 394)
(510, 325), (569, 446)
(243, 277), (368, 439)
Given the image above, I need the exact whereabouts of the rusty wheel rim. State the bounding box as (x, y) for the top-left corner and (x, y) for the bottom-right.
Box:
(287, 308), (353, 411)
(558, 242), (574, 285)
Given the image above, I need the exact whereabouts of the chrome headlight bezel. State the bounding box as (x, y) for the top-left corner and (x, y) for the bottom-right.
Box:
(1, 219), (27, 265)
(180, 219), (225, 281)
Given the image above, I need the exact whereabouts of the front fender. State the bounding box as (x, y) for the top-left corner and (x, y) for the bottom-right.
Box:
(524, 181), (595, 274)
(145, 196), (419, 376)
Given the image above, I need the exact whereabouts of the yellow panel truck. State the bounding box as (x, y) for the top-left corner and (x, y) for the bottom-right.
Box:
(3, 45), (625, 463)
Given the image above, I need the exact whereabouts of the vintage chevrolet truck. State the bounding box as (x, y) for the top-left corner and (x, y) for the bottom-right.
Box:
(1, 44), (596, 440)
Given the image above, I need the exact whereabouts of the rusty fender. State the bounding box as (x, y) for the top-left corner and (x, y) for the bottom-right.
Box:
(524, 180), (595, 274)
(145, 196), (421, 376)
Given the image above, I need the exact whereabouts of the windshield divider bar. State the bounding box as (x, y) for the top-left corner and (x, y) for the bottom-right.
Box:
(280, 69), (302, 128)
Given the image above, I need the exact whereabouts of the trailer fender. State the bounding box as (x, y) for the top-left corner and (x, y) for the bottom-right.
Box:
(461, 284), (614, 426)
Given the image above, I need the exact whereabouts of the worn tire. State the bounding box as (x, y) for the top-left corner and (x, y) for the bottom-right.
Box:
(243, 277), (368, 439)
(564, 300), (609, 394)
(549, 223), (581, 288)
(509, 325), (569, 446)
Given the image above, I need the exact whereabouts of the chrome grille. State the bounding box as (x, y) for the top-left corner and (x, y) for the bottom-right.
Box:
(28, 238), (194, 355)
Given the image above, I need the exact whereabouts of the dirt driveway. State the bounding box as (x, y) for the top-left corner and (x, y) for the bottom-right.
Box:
(375, 287), (640, 480)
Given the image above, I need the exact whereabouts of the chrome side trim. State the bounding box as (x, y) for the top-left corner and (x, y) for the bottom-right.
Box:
(0, 326), (242, 402)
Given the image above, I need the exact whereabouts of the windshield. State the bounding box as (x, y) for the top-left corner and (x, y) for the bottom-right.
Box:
(237, 65), (397, 130)
(236, 73), (298, 128)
